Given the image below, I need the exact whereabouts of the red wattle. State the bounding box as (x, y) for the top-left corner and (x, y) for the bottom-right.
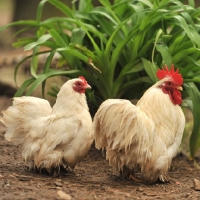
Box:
(161, 87), (182, 105)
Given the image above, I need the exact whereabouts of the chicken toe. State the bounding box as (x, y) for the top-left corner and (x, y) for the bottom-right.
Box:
(158, 174), (171, 183)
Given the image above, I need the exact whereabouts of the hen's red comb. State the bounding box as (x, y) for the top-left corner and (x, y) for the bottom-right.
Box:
(156, 64), (183, 85)
(79, 76), (88, 85)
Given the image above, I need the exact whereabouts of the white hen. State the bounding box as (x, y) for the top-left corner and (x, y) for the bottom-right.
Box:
(1, 76), (93, 174)
(93, 65), (185, 183)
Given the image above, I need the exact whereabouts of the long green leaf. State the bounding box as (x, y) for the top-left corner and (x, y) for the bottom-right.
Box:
(119, 62), (144, 77)
(0, 20), (38, 32)
(14, 50), (51, 86)
(57, 46), (89, 63)
(173, 48), (200, 63)
(42, 50), (56, 97)
(173, 15), (200, 47)
(121, 76), (152, 91)
(47, 0), (74, 17)
(70, 28), (86, 44)
(169, 33), (186, 55)
(24, 34), (52, 50)
(141, 58), (158, 83)
(152, 29), (163, 67)
(156, 42), (172, 67)
(90, 7), (118, 25)
(37, 0), (47, 23)
(184, 83), (200, 159)
(78, 0), (93, 12)
(26, 70), (80, 96)
(49, 29), (68, 46)
(14, 78), (36, 97)
(30, 47), (39, 78)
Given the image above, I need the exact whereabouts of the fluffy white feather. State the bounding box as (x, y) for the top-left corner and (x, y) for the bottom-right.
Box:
(0, 77), (93, 174)
(93, 76), (185, 182)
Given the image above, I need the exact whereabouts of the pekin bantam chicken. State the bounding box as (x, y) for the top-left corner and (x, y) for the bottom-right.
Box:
(0, 76), (93, 175)
(93, 65), (185, 183)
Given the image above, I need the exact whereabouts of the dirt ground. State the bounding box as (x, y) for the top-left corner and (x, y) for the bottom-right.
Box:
(0, 96), (200, 200)
(0, 2), (200, 199)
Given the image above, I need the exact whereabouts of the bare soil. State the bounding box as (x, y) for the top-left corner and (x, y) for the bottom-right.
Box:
(0, 96), (200, 200)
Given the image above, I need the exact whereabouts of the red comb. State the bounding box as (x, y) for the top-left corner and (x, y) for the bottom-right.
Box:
(79, 76), (88, 85)
(156, 64), (183, 85)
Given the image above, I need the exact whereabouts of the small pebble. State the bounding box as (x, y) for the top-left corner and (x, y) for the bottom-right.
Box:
(54, 181), (62, 187)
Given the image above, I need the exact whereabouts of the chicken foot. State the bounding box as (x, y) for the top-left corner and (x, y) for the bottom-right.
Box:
(158, 174), (171, 183)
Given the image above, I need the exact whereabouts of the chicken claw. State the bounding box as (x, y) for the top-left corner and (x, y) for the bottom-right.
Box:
(158, 174), (171, 183)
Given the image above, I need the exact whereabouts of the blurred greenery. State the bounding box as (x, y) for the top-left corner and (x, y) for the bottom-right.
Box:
(1, 0), (200, 158)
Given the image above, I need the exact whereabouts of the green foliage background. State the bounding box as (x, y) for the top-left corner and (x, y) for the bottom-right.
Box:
(1, 0), (200, 158)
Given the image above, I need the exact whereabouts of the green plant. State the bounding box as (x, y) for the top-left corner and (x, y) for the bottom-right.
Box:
(1, 0), (200, 158)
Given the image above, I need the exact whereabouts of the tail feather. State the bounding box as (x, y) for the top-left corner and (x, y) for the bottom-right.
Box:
(1, 107), (25, 145)
(1, 96), (52, 162)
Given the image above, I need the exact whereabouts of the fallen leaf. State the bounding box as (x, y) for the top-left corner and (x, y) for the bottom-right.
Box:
(193, 178), (200, 191)
(175, 182), (180, 185)
(57, 190), (71, 200)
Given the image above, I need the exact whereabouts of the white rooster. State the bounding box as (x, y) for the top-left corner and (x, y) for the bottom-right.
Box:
(93, 65), (185, 183)
(0, 76), (93, 175)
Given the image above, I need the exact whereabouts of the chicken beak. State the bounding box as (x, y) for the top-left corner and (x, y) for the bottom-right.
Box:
(176, 86), (183, 91)
(84, 84), (92, 89)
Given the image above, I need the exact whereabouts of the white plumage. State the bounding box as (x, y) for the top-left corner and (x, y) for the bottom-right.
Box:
(1, 77), (93, 174)
(93, 73), (185, 182)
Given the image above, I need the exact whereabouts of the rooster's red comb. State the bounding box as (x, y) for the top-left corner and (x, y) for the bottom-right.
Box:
(79, 76), (88, 85)
(156, 64), (183, 85)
